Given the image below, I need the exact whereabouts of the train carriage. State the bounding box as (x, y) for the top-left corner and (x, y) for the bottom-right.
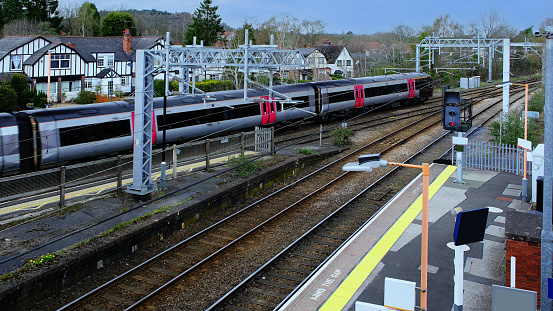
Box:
(0, 113), (19, 173)
(1, 73), (432, 174)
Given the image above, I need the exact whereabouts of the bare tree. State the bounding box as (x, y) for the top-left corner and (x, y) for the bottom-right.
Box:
(258, 14), (301, 49)
(2, 18), (56, 36)
(541, 17), (553, 30)
(301, 18), (325, 47)
(432, 14), (464, 38)
(58, 1), (81, 35)
(479, 9), (517, 38)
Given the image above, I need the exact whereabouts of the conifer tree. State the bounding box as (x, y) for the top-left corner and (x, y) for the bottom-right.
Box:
(184, 0), (224, 46)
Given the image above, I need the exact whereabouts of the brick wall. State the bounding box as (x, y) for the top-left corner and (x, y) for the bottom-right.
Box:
(505, 239), (541, 305)
(505, 210), (543, 308)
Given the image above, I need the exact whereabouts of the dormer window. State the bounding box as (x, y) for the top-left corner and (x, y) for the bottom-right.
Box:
(10, 55), (22, 71)
(97, 54), (115, 68)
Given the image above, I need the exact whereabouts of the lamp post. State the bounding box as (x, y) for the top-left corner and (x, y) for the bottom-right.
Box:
(343, 155), (430, 310)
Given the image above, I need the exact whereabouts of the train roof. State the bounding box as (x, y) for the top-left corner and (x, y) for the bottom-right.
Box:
(15, 101), (134, 121)
(161, 83), (313, 108)
(0, 113), (17, 127)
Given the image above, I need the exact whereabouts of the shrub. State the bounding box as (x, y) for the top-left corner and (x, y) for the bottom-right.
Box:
(488, 109), (540, 146)
(296, 148), (313, 155)
(330, 127), (355, 145)
(154, 79), (180, 97)
(528, 89), (545, 113)
(227, 152), (260, 178)
(75, 90), (97, 105)
(33, 91), (48, 108)
(195, 80), (233, 92)
(0, 85), (17, 112)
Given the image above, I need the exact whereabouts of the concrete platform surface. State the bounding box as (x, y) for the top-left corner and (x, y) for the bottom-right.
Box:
(278, 164), (532, 311)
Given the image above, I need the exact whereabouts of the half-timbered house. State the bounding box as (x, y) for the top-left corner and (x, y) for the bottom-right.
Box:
(0, 30), (163, 103)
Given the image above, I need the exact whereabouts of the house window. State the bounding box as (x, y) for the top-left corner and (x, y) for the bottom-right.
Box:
(108, 80), (113, 95)
(346, 60), (352, 66)
(85, 78), (93, 89)
(97, 54), (114, 68)
(121, 76), (132, 87)
(337, 60), (343, 66)
(11, 55), (23, 71)
(51, 54), (70, 69)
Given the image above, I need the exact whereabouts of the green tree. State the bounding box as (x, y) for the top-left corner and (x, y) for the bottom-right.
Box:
(100, 11), (137, 36)
(24, 0), (62, 30)
(2, 0), (24, 24)
(184, 0), (224, 46)
(0, 85), (18, 113)
(9, 74), (28, 98)
(74, 2), (100, 36)
(0, 4), (4, 29)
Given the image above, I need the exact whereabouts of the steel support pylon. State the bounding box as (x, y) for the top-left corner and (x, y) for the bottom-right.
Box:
(126, 50), (158, 197)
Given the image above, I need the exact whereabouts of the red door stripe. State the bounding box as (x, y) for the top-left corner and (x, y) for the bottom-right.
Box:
(131, 111), (157, 145)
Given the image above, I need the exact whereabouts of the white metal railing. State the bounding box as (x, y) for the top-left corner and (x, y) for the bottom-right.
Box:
(461, 140), (525, 175)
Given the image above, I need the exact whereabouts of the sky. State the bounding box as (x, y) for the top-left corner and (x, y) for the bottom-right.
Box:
(58, 0), (552, 35)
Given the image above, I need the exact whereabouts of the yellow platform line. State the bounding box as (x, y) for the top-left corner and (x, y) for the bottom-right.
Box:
(319, 165), (457, 311)
(0, 151), (257, 216)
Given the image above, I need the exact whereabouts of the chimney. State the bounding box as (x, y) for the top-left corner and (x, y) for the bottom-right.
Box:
(123, 29), (131, 54)
(66, 42), (75, 49)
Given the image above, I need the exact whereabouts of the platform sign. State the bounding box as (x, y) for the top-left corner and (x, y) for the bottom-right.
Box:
(452, 136), (468, 146)
(453, 208), (489, 246)
(524, 111), (539, 119)
(518, 138), (532, 150)
(492, 284), (536, 311)
(384, 277), (416, 311)
(355, 301), (396, 311)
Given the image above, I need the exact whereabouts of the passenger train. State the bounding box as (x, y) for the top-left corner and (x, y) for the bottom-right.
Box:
(0, 73), (432, 174)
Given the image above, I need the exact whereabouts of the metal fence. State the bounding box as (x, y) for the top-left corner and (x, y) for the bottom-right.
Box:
(0, 127), (274, 206)
(461, 140), (525, 175)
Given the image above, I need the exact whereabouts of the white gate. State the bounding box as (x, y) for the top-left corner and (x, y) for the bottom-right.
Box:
(462, 140), (525, 175)
(254, 127), (273, 153)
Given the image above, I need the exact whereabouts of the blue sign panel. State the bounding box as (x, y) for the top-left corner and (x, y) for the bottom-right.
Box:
(453, 207), (489, 246)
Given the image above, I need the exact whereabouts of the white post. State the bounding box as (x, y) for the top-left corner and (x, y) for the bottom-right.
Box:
(453, 244), (469, 311)
(502, 39), (511, 115)
(454, 133), (466, 184)
(510, 256), (516, 288)
(320, 124), (322, 146)
(172, 144), (177, 180)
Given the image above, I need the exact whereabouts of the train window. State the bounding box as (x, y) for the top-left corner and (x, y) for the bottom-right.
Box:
(365, 85), (390, 97)
(232, 102), (261, 119)
(415, 79), (428, 89)
(158, 104), (259, 130)
(398, 83), (408, 93)
(328, 90), (354, 104)
(59, 120), (131, 147)
(291, 96), (310, 108)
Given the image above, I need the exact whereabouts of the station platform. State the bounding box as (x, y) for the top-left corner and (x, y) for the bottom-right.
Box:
(277, 164), (531, 311)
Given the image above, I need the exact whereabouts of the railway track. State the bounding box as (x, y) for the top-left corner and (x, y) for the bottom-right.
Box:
(203, 82), (537, 311)
(56, 82), (533, 311)
(275, 80), (537, 147)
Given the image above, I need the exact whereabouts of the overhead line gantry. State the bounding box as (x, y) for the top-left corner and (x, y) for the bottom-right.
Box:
(126, 30), (308, 198)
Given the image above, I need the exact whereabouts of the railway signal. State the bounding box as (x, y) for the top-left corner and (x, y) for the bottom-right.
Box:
(441, 89), (473, 132)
